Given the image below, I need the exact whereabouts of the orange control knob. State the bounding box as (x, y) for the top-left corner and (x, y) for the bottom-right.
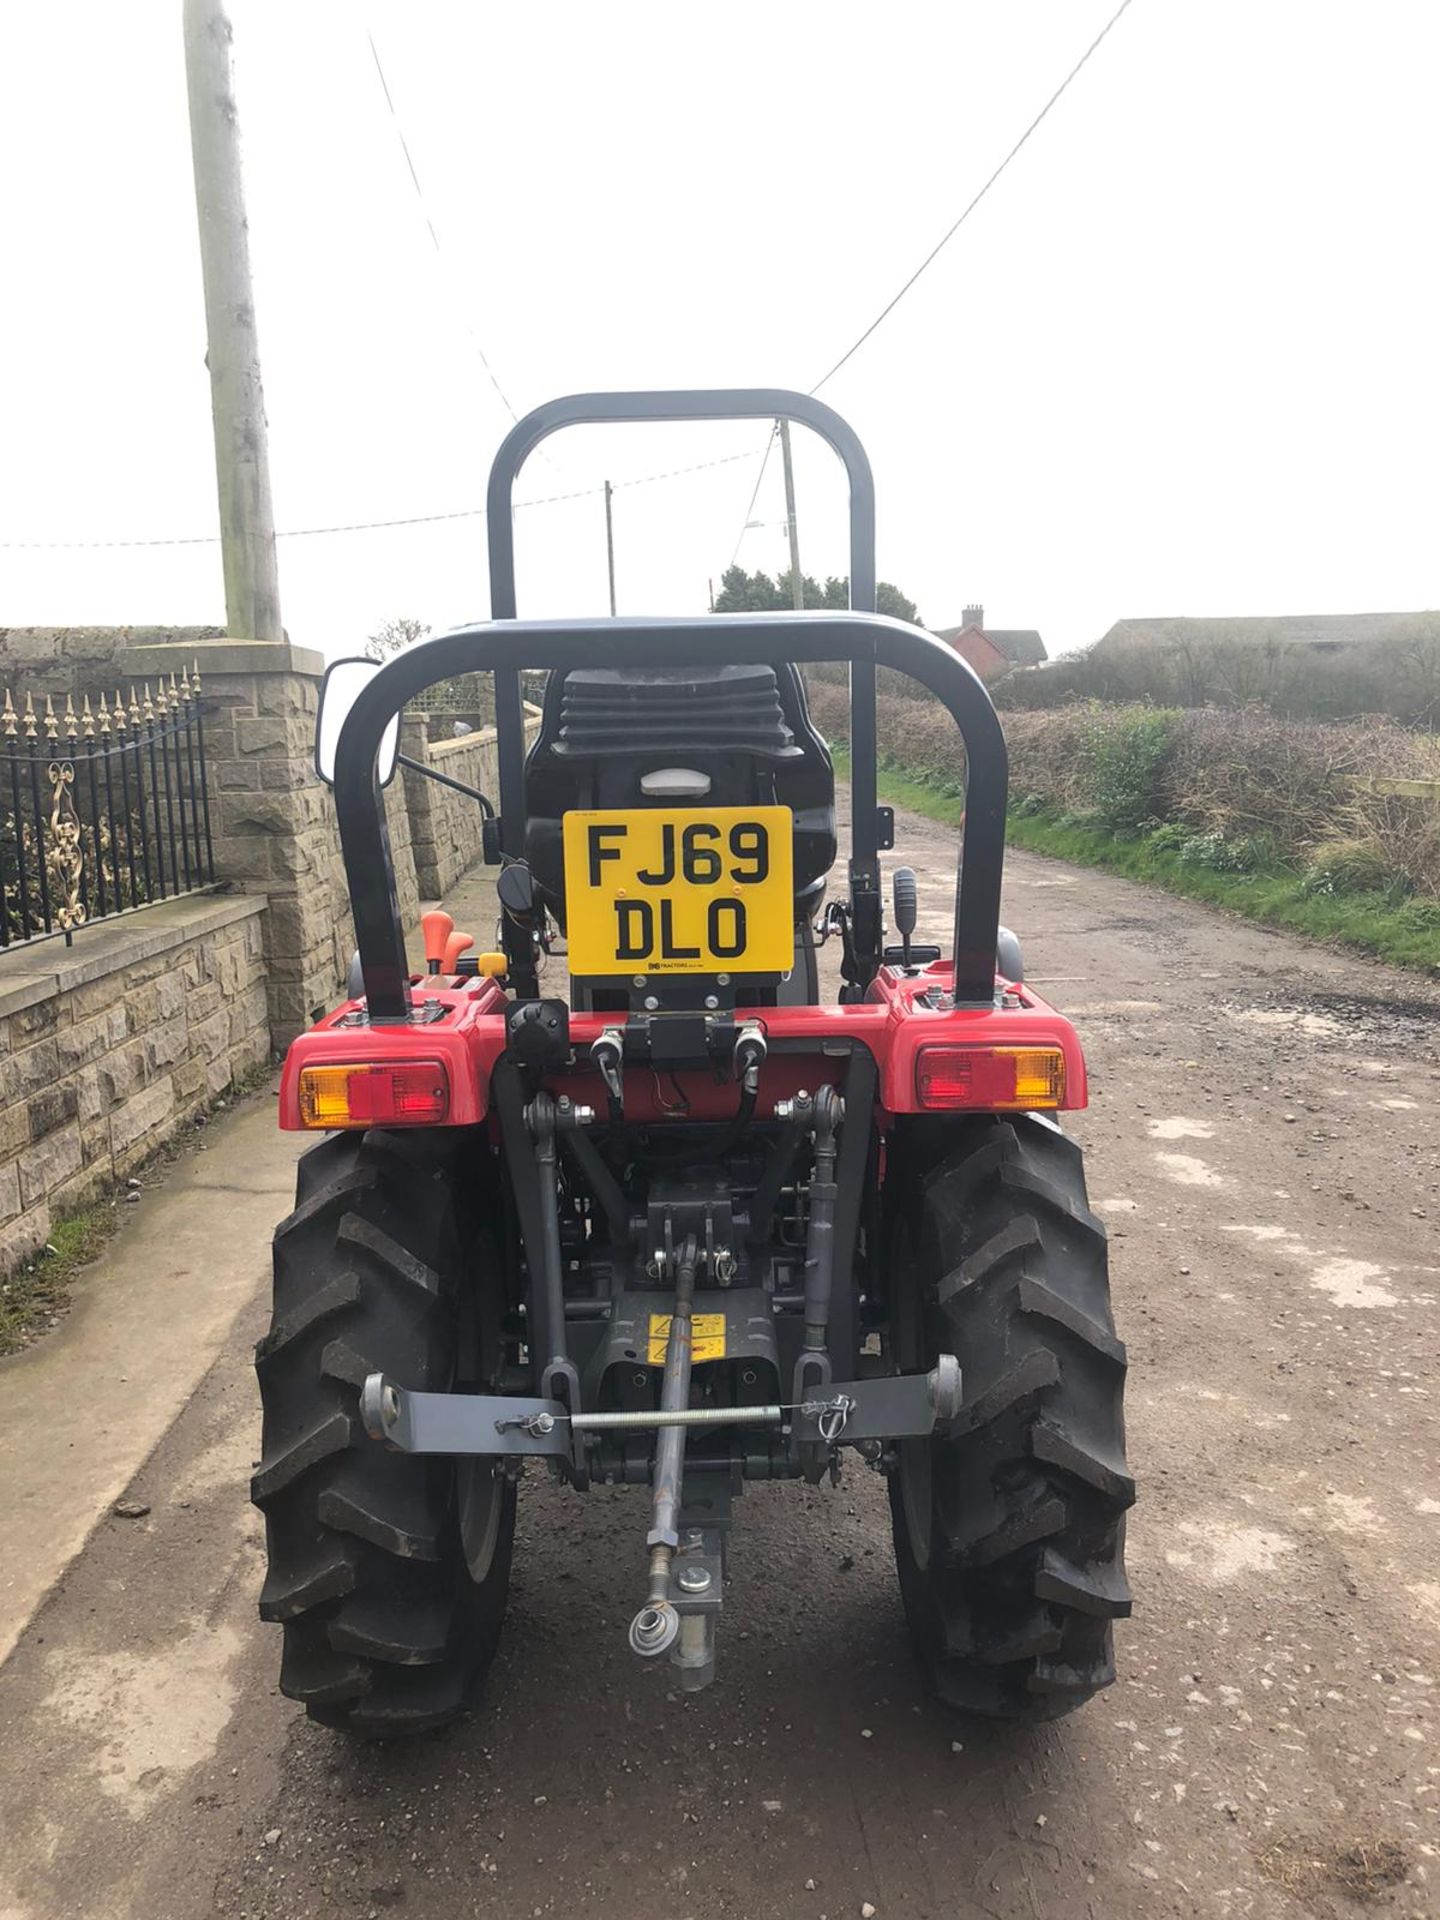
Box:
(442, 930), (475, 974)
(421, 910), (454, 975)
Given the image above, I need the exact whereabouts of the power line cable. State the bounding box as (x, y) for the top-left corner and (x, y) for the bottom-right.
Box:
(727, 425), (780, 571)
(11, 4), (1134, 557)
(725, 0), (1134, 576)
(0, 450), (757, 550)
(364, 22), (527, 430)
(810, 0), (1136, 394)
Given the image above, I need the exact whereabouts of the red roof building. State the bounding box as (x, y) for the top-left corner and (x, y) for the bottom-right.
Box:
(933, 605), (1046, 680)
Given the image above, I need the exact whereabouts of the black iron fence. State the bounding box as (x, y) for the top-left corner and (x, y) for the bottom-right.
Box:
(1, 667), (215, 949)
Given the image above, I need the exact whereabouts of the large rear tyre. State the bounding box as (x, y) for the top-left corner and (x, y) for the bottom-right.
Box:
(253, 1130), (516, 1737)
(887, 1114), (1133, 1722)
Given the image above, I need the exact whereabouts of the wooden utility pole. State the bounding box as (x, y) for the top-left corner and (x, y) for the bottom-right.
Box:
(184, 0), (282, 642)
(603, 479), (617, 615)
(779, 418), (804, 610)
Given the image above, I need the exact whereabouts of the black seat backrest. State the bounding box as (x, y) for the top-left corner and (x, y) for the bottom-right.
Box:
(522, 662), (837, 929)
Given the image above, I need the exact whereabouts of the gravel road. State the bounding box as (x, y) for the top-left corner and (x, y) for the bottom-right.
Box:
(1, 801), (1437, 1920)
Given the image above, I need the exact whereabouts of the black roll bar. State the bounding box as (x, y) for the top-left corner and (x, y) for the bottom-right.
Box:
(484, 391), (883, 903)
(332, 613), (1007, 1021)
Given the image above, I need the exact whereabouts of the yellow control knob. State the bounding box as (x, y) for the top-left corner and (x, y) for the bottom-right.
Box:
(476, 951), (507, 979)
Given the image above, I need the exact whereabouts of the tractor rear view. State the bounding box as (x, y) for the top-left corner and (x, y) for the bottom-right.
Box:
(253, 390), (1133, 1735)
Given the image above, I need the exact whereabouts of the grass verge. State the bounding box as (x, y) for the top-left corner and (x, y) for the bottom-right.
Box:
(833, 746), (1440, 973)
(0, 1202), (121, 1358)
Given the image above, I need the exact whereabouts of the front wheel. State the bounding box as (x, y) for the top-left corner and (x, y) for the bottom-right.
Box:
(252, 1130), (516, 1736)
(887, 1114), (1133, 1721)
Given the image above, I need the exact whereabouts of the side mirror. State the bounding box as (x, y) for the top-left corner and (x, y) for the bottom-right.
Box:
(315, 656), (400, 788)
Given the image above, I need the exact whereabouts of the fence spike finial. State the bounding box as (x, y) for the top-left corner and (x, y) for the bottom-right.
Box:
(112, 690), (126, 734)
(81, 694), (95, 739)
(128, 687), (141, 730)
(22, 692), (37, 740)
(191, 657), (202, 694)
(154, 679), (169, 718)
(142, 683), (154, 723)
(63, 693), (78, 740)
(43, 693), (59, 741)
(2, 690), (15, 738)
(179, 665), (192, 702)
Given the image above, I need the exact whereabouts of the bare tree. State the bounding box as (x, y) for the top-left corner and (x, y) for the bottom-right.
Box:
(366, 616), (431, 661)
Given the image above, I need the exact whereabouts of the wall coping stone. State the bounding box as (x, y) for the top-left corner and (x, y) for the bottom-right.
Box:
(118, 639), (326, 679)
(426, 700), (541, 764)
(428, 721), (501, 762)
(1, 625), (225, 647)
(0, 894), (267, 1011)
(0, 971), (60, 1021)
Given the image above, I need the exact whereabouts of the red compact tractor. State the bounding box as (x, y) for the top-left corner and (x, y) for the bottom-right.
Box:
(253, 390), (1132, 1736)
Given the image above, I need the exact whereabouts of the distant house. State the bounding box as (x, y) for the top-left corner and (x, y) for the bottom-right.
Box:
(933, 605), (1046, 680)
(1093, 612), (1436, 660)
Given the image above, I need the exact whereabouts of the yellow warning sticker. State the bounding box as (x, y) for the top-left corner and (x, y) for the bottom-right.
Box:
(647, 1312), (727, 1366)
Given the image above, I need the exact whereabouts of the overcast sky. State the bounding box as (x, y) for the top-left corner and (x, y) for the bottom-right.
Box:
(2, 1), (1437, 660)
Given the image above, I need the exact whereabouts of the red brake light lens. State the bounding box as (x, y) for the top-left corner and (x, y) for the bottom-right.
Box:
(915, 1045), (1065, 1110)
(297, 1060), (450, 1128)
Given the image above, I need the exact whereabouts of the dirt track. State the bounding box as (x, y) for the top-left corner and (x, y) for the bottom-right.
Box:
(1, 802), (1437, 1920)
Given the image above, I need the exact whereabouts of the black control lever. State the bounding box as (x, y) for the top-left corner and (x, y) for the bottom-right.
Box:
(892, 866), (918, 969)
(591, 1028), (625, 1121)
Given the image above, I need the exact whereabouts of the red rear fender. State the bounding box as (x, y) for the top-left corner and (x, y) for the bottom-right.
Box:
(277, 966), (1087, 1130)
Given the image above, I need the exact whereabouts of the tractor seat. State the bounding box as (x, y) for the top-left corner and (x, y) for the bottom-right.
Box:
(523, 662), (837, 929)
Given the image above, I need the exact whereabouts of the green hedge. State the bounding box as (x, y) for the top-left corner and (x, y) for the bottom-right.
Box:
(804, 678), (1440, 902)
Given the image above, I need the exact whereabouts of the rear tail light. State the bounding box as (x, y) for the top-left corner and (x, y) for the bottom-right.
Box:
(297, 1060), (450, 1129)
(915, 1044), (1065, 1111)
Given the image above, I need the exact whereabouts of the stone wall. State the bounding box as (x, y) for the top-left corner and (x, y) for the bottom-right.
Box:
(0, 629), (345, 1043)
(0, 625), (225, 693)
(124, 637), (373, 1043)
(1, 624), (533, 1027)
(0, 631), (539, 1279)
(0, 895), (270, 1273)
(401, 712), (528, 899)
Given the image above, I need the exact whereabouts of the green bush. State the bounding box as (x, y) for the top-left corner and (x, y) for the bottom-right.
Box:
(1302, 836), (1408, 898)
(1147, 821), (1192, 855)
(1173, 829), (1265, 874)
(1080, 707), (1177, 829)
(808, 671), (1440, 901)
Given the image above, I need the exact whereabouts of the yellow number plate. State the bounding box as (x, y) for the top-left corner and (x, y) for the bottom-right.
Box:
(562, 806), (793, 976)
(647, 1312), (727, 1365)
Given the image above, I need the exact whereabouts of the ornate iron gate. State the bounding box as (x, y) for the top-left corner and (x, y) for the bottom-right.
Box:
(1, 667), (216, 948)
